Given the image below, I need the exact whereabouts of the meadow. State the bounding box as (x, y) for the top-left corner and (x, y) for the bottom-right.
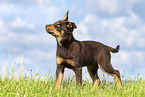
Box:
(0, 73), (145, 97)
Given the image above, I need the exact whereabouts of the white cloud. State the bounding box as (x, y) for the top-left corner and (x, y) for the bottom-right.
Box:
(0, 19), (15, 43)
(0, 19), (3, 27)
(76, 9), (145, 49)
(0, 3), (16, 15)
(112, 50), (145, 73)
(128, 0), (138, 4)
(10, 17), (34, 29)
(86, 0), (128, 16)
(129, 0), (145, 21)
(37, 0), (51, 7)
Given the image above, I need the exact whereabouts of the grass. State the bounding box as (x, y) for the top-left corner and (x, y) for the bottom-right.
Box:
(0, 74), (145, 97)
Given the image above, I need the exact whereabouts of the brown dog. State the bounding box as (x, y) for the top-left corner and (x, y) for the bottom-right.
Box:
(45, 11), (122, 89)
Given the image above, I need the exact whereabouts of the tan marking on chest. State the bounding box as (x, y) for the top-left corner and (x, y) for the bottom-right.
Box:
(66, 59), (75, 66)
(61, 30), (65, 35)
(56, 57), (76, 66)
(56, 57), (64, 64)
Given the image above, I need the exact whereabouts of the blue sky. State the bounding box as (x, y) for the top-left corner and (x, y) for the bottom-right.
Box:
(0, 0), (145, 80)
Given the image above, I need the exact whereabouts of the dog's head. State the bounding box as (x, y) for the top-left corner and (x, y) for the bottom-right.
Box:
(45, 11), (77, 44)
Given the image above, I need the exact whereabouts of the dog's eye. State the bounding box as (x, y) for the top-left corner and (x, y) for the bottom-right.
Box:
(56, 23), (61, 28)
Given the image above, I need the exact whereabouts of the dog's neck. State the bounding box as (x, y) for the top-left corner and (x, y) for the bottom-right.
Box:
(57, 34), (76, 48)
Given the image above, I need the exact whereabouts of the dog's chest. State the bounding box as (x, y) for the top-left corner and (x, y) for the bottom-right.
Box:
(56, 56), (77, 68)
(56, 47), (80, 68)
(56, 42), (83, 68)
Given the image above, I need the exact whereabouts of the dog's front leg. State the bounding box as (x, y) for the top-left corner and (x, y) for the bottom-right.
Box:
(73, 67), (82, 87)
(55, 65), (65, 89)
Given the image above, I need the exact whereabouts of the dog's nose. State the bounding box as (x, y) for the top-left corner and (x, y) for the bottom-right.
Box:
(45, 25), (50, 31)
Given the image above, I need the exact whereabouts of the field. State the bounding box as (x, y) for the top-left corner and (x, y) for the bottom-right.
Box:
(0, 74), (145, 97)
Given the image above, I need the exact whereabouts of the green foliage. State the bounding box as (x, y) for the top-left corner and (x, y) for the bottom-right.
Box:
(0, 74), (145, 97)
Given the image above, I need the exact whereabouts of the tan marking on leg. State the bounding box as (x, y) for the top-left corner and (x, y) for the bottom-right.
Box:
(66, 59), (75, 66)
(94, 79), (101, 87)
(56, 57), (64, 65)
(98, 65), (108, 74)
(99, 65), (122, 89)
(55, 72), (64, 90)
(112, 74), (122, 89)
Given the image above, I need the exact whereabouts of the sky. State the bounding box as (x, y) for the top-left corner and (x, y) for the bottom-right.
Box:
(0, 0), (145, 81)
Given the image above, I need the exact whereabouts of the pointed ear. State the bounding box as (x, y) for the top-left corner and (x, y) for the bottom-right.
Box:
(63, 11), (69, 21)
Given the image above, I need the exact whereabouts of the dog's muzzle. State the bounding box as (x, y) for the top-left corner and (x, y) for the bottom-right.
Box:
(45, 25), (50, 32)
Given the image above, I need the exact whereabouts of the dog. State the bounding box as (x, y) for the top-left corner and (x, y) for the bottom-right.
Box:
(45, 11), (122, 89)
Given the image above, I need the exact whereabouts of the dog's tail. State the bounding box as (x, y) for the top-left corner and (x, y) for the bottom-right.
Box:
(107, 45), (120, 53)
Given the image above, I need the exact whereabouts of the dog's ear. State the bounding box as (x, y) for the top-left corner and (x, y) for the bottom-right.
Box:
(67, 22), (77, 32)
(63, 11), (69, 21)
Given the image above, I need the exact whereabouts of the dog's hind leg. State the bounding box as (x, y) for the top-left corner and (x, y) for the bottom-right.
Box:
(87, 64), (100, 87)
(98, 55), (122, 88)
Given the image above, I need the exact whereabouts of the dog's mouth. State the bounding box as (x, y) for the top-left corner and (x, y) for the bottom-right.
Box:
(47, 31), (60, 37)
(48, 32), (57, 37)
(48, 31), (55, 35)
